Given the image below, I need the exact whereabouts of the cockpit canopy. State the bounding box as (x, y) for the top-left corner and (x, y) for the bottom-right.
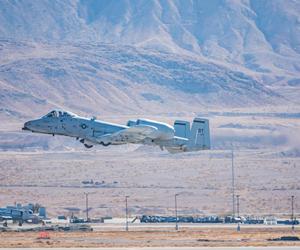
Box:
(43, 110), (76, 118)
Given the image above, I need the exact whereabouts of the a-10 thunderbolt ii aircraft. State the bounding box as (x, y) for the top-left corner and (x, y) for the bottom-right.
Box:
(0, 206), (37, 226)
(22, 110), (210, 153)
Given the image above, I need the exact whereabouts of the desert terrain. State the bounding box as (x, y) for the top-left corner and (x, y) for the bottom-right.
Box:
(1, 227), (300, 248)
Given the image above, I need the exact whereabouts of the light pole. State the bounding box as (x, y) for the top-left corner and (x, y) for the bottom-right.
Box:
(236, 195), (240, 218)
(175, 194), (179, 231)
(231, 149), (235, 218)
(125, 196), (129, 231)
(236, 194), (240, 232)
(84, 192), (89, 222)
(291, 195), (295, 231)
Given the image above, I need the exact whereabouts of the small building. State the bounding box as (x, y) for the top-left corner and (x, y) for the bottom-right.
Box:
(264, 216), (277, 225)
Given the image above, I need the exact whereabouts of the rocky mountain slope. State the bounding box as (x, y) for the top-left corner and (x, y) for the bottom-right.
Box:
(1, 0), (299, 72)
(0, 40), (285, 119)
(0, 0), (299, 151)
(0, 1), (299, 118)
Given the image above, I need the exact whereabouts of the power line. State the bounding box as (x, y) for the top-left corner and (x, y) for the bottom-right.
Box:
(175, 194), (179, 231)
(84, 192), (89, 222)
(231, 148), (235, 218)
(125, 196), (129, 231)
(291, 195), (295, 231)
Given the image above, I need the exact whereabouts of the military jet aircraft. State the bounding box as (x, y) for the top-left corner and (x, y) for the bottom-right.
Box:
(0, 206), (36, 226)
(22, 110), (210, 153)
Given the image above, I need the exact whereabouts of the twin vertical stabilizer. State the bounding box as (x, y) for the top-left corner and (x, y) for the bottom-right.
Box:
(174, 120), (190, 138)
(174, 118), (210, 151)
(189, 118), (210, 150)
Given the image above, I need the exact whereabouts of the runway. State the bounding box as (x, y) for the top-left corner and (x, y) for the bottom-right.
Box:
(2, 247), (300, 250)
(5, 222), (297, 232)
(1, 224), (299, 248)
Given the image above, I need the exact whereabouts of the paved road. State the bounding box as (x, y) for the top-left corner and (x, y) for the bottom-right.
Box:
(2, 247), (300, 250)
(3, 222), (297, 231)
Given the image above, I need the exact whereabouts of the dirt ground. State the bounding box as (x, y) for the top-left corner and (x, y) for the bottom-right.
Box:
(1, 149), (300, 218)
(1, 227), (300, 248)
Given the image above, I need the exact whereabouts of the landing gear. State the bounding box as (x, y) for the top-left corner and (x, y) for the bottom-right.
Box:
(78, 138), (111, 148)
(79, 139), (94, 148)
(84, 144), (93, 149)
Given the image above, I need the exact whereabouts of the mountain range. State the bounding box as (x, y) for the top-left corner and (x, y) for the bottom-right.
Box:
(0, 0), (299, 152)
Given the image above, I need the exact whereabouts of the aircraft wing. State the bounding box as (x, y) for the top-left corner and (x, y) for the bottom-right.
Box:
(109, 125), (158, 143)
(87, 125), (158, 145)
(0, 215), (12, 220)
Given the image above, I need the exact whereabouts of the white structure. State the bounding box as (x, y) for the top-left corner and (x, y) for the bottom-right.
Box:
(264, 216), (277, 225)
(103, 217), (140, 224)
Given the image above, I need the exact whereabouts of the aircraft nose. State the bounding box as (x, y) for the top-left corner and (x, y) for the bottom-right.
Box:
(22, 121), (32, 131)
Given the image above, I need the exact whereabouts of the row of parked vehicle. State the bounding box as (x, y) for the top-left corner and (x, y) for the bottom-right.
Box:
(140, 215), (300, 224)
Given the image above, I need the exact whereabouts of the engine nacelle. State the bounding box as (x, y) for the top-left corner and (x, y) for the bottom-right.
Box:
(132, 119), (175, 140)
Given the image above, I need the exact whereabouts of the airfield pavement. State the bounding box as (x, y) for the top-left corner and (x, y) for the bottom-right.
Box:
(1, 226), (300, 248)
(2, 248), (300, 250)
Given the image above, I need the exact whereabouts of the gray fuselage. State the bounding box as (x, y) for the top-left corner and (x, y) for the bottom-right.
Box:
(24, 114), (127, 145)
(23, 110), (210, 153)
